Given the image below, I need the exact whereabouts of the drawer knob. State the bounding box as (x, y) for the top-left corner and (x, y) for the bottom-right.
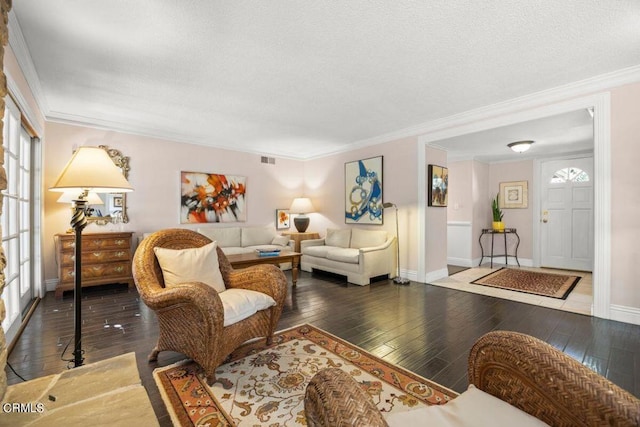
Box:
(115, 240), (125, 245)
(115, 266), (124, 272)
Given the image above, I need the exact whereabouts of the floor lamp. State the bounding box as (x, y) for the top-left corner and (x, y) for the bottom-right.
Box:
(50, 146), (133, 368)
(382, 202), (410, 284)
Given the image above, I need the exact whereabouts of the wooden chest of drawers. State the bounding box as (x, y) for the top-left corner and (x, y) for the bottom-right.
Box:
(55, 232), (134, 298)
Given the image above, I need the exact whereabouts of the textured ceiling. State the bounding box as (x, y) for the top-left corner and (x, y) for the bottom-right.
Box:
(10, 1), (640, 160)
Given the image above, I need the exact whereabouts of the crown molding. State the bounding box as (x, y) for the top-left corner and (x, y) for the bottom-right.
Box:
(7, 10), (50, 117)
(8, 8), (640, 160)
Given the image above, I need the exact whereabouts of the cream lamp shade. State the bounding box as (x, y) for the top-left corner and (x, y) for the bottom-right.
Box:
(289, 197), (314, 214)
(49, 146), (133, 193)
(57, 191), (104, 205)
(289, 197), (315, 232)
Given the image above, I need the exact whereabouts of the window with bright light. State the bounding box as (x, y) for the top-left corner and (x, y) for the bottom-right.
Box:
(550, 167), (590, 184)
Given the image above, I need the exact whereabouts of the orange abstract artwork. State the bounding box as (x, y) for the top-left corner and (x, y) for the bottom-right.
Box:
(180, 171), (246, 223)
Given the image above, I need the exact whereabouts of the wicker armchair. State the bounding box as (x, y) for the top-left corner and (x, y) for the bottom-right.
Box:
(305, 331), (640, 427)
(132, 228), (287, 385)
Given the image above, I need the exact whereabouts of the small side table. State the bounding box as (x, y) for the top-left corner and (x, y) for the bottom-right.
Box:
(479, 228), (520, 268)
(281, 231), (320, 252)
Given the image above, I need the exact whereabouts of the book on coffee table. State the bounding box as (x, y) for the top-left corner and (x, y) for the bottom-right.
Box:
(255, 249), (281, 257)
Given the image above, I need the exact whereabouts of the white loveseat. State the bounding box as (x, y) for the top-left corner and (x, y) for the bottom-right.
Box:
(197, 226), (295, 269)
(300, 228), (396, 285)
(197, 226), (294, 254)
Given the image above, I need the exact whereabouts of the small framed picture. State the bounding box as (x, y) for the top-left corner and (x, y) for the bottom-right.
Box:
(499, 181), (528, 209)
(428, 164), (448, 207)
(113, 196), (123, 208)
(276, 209), (290, 230)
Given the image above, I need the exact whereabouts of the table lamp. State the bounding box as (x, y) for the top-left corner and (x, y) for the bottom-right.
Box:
(290, 197), (315, 232)
(49, 146), (133, 368)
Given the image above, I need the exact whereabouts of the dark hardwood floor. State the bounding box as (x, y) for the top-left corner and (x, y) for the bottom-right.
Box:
(6, 270), (640, 426)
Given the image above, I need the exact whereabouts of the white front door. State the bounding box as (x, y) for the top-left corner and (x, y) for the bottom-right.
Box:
(540, 157), (594, 271)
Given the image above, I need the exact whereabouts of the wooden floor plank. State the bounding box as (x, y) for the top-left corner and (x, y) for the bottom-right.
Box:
(5, 271), (640, 426)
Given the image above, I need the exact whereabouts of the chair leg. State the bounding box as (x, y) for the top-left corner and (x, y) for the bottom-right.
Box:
(206, 372), (216, 386)
(148, 347), (160, 362)
(266, 334), (274, 345)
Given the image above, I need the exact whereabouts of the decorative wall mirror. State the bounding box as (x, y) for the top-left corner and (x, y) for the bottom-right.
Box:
(86, 145), (130, 225)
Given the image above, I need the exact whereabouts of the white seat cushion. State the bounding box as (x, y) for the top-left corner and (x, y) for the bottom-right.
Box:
(326, 247), (360, 264)
(218, 288), (276, 326)
(198, 227), (241, 248)
(303, 245), (332, 258)
(154, 241), (226, 293)
(242, 226), (276, 247)
(385, 385), (549, 427)
(325, 228), (351, 248)
(350, 228), (387, 249)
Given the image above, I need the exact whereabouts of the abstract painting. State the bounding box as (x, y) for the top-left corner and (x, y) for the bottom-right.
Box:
(180, 171), (246, 223)
(345, 156), (383, 224)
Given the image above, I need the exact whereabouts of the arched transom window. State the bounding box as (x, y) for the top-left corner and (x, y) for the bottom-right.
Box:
(550, 167), (590, 183)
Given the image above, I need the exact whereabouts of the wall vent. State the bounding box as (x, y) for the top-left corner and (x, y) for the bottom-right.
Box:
(261, 156), (276, 165)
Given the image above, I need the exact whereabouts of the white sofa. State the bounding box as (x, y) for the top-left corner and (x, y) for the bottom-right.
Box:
(197, 226), (294, 254)
(300, 228), (396, 286)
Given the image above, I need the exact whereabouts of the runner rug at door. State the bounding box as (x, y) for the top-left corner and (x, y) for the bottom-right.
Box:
(472, 267), (581, 299)
(154, 324), (457, 426)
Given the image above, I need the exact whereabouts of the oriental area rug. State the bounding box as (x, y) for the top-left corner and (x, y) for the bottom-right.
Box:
(154, 324), (457, 426)
(472, 267), (581, 299)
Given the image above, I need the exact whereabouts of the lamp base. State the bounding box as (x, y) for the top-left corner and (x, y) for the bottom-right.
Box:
(393, 276), (410, 285)
(294, 216), (310, 232)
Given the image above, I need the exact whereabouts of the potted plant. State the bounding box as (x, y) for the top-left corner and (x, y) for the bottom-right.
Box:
(492, 192), (505, 231)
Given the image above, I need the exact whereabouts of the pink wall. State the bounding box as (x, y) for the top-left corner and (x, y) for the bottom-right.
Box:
(43, 122), (304, 282)
(303, 137), (419, 271)
(489, 160), (534, 259)
(471, 160), (490, 260)
(447, 160), (473, 222)
(425, 147), (448, 274)
(610, 83), (640, 308)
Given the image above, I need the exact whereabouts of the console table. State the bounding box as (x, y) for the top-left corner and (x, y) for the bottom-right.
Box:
(478, 228), (520, 268)
(55, 232), (134, 298)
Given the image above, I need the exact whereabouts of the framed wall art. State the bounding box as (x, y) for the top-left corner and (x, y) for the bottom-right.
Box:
(499, 180), (528, 209)
(345, 156), (383, 225)
(428, 164), (448, 207)
(180, 171), (247, 223)
(276, 209), (290, 230)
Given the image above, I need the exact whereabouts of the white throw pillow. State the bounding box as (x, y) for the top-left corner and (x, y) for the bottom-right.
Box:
(154, 241), (226, 293)
(218, 288), (276, 326)
(385, 385), (549, 427)
(271, 235), (290, 246)
(325, 228), (351, 248)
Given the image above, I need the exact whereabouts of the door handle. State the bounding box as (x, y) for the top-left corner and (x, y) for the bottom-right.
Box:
(542, 210), (549, 223)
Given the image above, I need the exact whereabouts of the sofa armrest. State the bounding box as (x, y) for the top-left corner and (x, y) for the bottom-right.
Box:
(301, 238), (325, 250)
(358, 237), (395, 253)
(469, 331), (640, 426)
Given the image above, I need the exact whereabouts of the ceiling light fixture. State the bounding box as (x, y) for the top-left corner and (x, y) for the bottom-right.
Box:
(507, 140), (534, 153)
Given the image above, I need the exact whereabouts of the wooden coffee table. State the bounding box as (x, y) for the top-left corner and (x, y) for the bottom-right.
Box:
(226, 251), (302, 286)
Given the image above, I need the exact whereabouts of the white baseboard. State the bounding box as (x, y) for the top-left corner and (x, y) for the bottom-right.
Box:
(609, 304), (640, 326)
(45, 279), (58, 293)
(447, 257), (474, 267)
(424, 268), (449, 283)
